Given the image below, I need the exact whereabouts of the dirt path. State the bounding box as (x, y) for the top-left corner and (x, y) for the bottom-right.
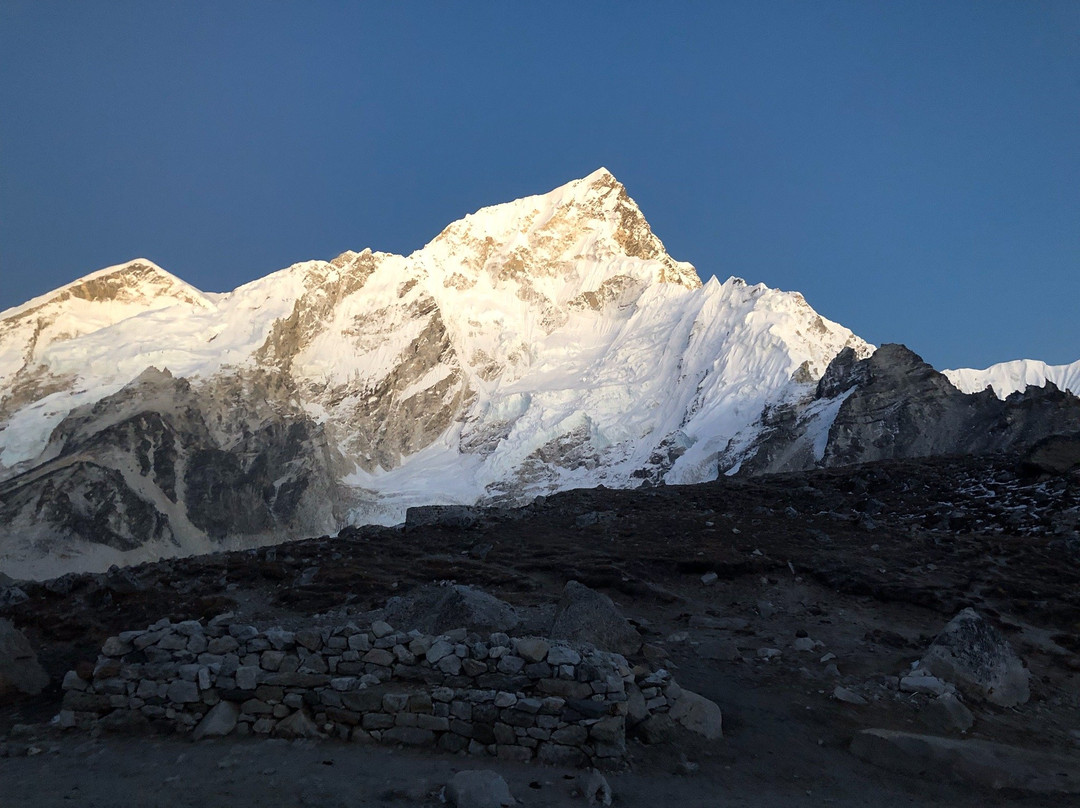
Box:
(0, 728), (1049, 808)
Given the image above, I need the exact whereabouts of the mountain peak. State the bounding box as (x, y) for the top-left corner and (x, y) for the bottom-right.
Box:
(1, 259), (212, 322)
(422, 170), (701, 291)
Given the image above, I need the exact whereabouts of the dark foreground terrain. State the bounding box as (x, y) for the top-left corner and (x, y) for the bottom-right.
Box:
(2, 454), (1079, 806)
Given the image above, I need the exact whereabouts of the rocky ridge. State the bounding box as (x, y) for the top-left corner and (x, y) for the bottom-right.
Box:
(729, 343), (1080, 475)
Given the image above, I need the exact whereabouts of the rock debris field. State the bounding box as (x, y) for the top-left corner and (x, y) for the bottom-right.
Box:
(2, 454), (1080, 806)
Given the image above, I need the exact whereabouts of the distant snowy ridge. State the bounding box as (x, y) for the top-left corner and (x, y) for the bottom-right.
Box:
(2, 167), (877, 577)
(944, 358), (1080, 399)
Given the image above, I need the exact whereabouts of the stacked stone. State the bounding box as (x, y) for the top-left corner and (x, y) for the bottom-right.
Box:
(59, 615), (645, 767)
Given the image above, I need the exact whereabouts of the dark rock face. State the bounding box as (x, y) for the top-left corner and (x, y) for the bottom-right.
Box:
(737, 344), (1080, 475)
(0, 367), (343, 572)
(1022, 433), (1080, 475)
(814, 346), (866, 399)
(184, 418), (332, 539)
(823, 344), (998, 466)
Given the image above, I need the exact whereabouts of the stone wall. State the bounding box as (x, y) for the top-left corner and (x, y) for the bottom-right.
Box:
(58, 614), (688, 767)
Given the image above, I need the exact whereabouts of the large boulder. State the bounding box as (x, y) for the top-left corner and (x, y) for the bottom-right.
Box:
(0, 618), (49, 699)
(920, 608), (1030, 707)
(445, 770), (514, 808)
(381, 583), (518, 635)
(669, 688), (723, 740)
(549, 581), (641, 656)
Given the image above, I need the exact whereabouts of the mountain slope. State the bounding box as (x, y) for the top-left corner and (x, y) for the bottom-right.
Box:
(730, 344), (1080, 476)
(2, 168), (872, 577)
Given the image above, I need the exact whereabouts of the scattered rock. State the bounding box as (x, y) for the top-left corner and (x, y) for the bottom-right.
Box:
(832, 686), (867, 705)
(549, 581), (641, 655)
(582, 770), (612, 806)
(920, 609), (1030, 707)
(445, 770), (515, 808)
(0, 619), (49, 698)
(0, 586), (29, 608)
(675, 754), (700, 776)
(468, 542), (493, 561)
(900, 671), (951, 697)
(700, 572), (718, 586)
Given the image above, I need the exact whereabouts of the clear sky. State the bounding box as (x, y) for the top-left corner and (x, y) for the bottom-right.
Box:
(1, 2), (1077, 370)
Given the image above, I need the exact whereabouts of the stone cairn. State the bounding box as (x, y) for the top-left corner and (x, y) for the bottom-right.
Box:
(58, 614), (684, 767)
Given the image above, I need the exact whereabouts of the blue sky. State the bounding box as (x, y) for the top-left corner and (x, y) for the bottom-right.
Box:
(1, 2), (1077, 369)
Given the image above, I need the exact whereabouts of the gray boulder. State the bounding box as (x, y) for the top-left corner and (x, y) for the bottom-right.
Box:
(920, 692), (975, 734)
(382, 583), (518, 635)
(668, 688), (723, 740)
(920, 608), (1030, 707)
(635, 713), (678, 744)
(192, 700), (239, 739)
(0, 619), (49, 698)
(273, 708), (322, 739)
(549, 580), (641, 655)
(582, 770), (613, 806)
(445, 770), (514, 808)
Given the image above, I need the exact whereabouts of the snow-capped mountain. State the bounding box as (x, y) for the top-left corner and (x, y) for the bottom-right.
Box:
(4, 168), (1076, 580)
(0, 169), (873, 577)
(944, 358), (1080, 399)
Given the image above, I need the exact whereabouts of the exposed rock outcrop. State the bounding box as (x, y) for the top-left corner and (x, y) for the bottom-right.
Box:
(919, 608), (1030, 707)
(735, 344), (1080, 475)
(0, 367), (344, 578)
